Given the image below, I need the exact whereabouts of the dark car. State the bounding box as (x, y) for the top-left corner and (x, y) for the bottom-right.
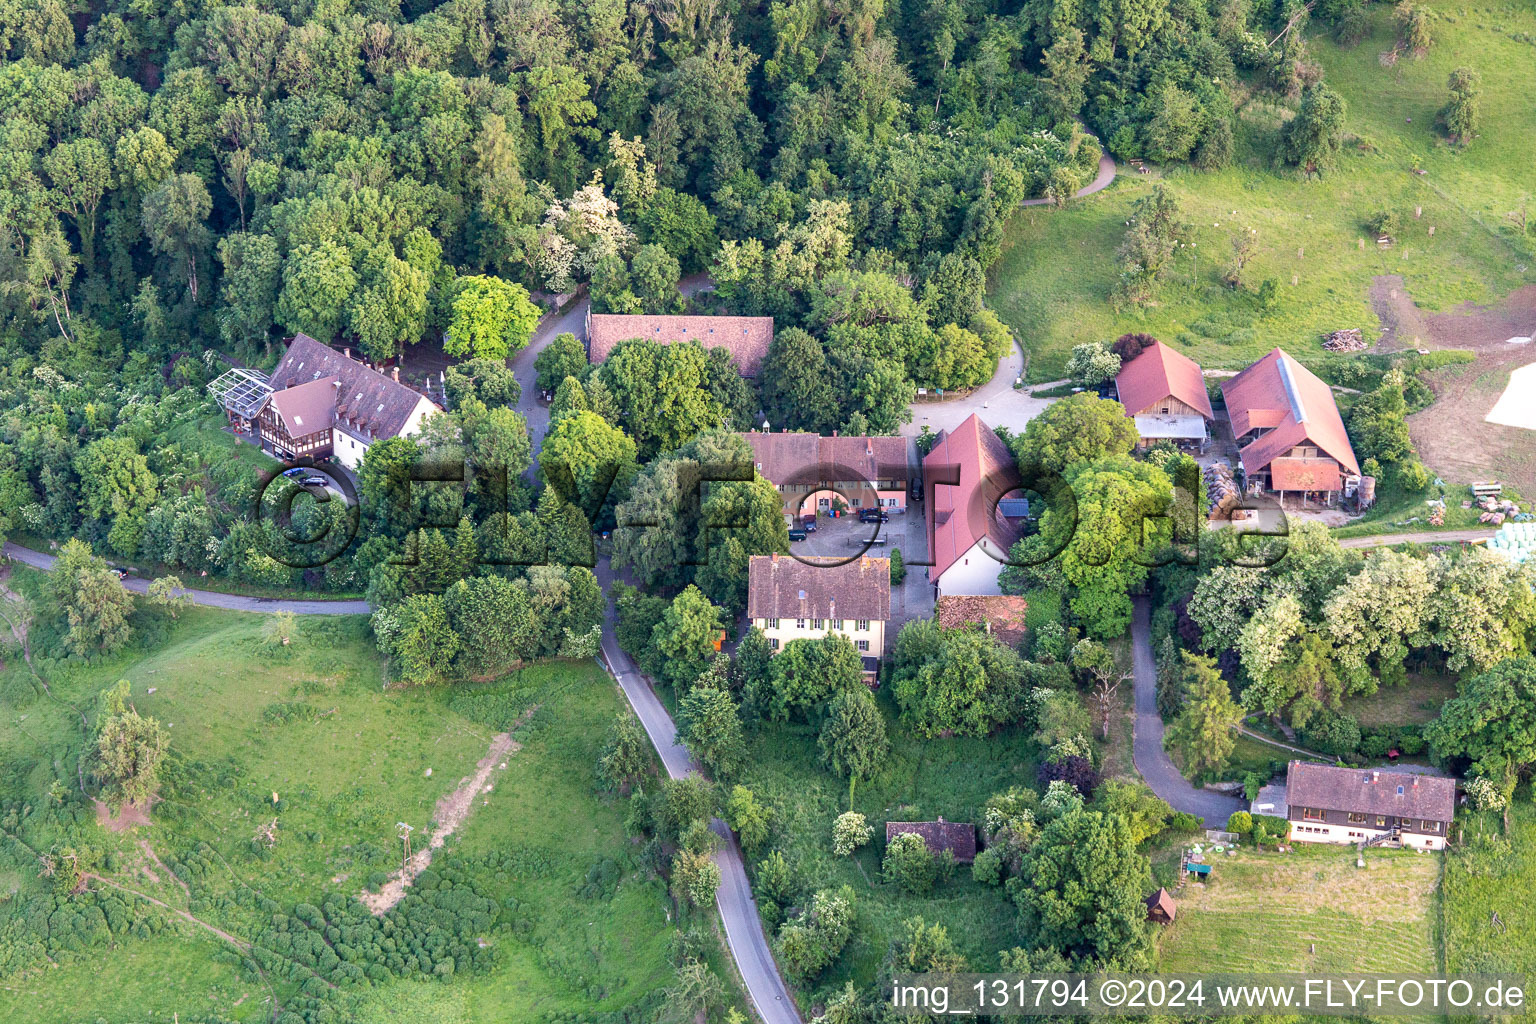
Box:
(800, 514), (817, 532)
(112, 567), (131, 580)
(788, 528), (808, 542)
(300, 475), (329, 489)
(858, 508), (890, 524)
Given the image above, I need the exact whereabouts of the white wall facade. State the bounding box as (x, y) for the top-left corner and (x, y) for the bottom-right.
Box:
(330, 397), (438, 472)
(752, 617), (886, 658)
(1289, 819), (1446, 851)
(935, 539), (1009, 597)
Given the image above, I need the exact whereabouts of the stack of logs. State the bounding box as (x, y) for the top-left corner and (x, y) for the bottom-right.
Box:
(1322, 328), (1367, 352)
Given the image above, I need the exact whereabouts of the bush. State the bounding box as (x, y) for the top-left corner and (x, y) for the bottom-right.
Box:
(971, 846), (1004, 886)
(831, 811), (874, 856)
(1366, 208), (1402, 238)
(882, 832), (940, 895)
(1226, 810), (1253, 834)
(1169, 811), (1203, 832)
(889, 548), (906, 586)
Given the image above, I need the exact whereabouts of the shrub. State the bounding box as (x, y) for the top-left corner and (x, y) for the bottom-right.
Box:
(971, 846), (1004, 886)
(883, 832), (940, 895)
(1366, 208), (1402, 238)
(1226, 810), (1253, 834)
(831, 812), (873, 856)
(1169, 811), (1203, 832)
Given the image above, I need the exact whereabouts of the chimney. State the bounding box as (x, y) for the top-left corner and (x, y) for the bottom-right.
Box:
(771, 551), (778, 563)
(1371, 771), (1380, 783)
(343, 347), (351, 359)
(832, 429), (838, 437)
(391, 366), (400, 382)
(1413, 776), (1419, 788)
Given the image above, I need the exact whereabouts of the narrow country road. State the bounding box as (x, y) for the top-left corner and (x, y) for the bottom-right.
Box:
(594, 557), (801, 1024)
(1130, 596), (1244, 824)
(1021, 150), (1116, 207)
(2, 542), (370, 614)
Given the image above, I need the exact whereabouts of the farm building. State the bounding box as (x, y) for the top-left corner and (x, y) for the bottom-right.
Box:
(1221, 348), (1360, 506)
(740, 431), (910, 519)
(746, 553), (890, 674)
(1114, 339), (1214, 451)
(1285, 762), (1454, 851)
(585, 312), (773, 376)
(922, 414), (1028, 597)
(885, 818), (977, 864)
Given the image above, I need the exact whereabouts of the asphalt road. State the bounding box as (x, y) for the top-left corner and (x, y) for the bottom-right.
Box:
(595, 558), (801, 1024)
(2, 542), (370, 615)
(1130, 595), (1244, 824)
(1021, 149), (1117, 207)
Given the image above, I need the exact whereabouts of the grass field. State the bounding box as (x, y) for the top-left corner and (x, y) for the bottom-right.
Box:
(1443, 802), (1536, 1008)
(0, 595), (692, 1023)
(1344, 672), (1460, 727)
(988, 2), (1535, 384)
(1156, 843), (1441, 975)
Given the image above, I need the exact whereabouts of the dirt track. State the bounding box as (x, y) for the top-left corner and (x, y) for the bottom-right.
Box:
(1371, 275), (1536, 495)
(359, 724), (525, 914)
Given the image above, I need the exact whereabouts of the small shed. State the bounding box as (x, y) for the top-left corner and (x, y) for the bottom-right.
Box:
(885, 818), (977, 864)
(1145, 888), (1177, 924)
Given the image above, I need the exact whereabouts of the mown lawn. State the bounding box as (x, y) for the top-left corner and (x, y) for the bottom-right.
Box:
(988, 3), (1534, 384)
(1156, 842), (1441, 975)
(1344, 672), (1460, 727)
(0, 601), (685, 1023)
(1443, 802), (1536, 1001)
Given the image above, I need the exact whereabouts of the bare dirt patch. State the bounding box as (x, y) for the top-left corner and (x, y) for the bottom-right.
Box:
(95, 799), (153, 832)
(1370, 275), (1536, 495)
(359, 717), (530, 915)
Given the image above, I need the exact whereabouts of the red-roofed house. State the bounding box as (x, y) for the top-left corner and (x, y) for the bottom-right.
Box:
(1221, 348), (1360, 505)
(922, 414), (1027, 597)
(740, 431), (910, 518)
(1114, 340), (1214, 451)
(585, 313), (773, 376)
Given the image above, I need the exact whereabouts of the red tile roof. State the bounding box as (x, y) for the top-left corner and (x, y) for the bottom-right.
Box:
(1268, 457), (1344, 493)
(922, 414), (1024, 579)
(1220, 348), (1360, 478)
(885, 819), (977, 863)
(587, 314), (773, 376)
(746, 554), (891, 621)
(740, 432), (909, 494)
(1115, 340), (1214, 420)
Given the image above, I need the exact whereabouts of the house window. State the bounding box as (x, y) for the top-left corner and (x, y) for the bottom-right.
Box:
(851, 498), (862, 507)
(831, 619), (843, 630)
(1375, 815), (1387, 827)
(1303, 807), (1324, 822)
(1347, 813), (1366, 824)
(795, 618), (805, 630)
(1399, 817), (1414, 828)
(813, 619), (824, 630)
(856, 620), (869, 631)
(769, 638), (779, 651)
(767, 618), (780, 629)
(856, 640), (870, 652)
(1422, 820), (1440, 833)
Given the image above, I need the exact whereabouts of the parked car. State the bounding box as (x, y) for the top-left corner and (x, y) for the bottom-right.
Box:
(112, 567), (131, 580)
(282, 467), (307, 478)
(909, 481), (923, 502)
(858, 508), (890, 523)
(300, 475), (329, 489)
(800, 514), (817, 532)
(788, 528), (808, 542)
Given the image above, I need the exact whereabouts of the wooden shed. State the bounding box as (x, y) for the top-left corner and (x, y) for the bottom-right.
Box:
(1145, 887), (1177, 924)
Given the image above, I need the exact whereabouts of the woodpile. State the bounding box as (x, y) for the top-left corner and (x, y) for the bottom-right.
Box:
(1322, 328), (1367, 351)
(1205, 463), (1240, 519)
